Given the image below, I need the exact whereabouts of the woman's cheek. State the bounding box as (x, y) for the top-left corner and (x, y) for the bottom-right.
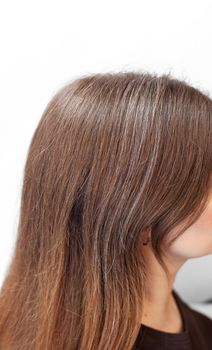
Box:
(167, 198), (212, 259)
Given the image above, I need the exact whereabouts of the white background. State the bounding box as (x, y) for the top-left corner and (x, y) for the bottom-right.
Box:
(0, 0), (212, 309)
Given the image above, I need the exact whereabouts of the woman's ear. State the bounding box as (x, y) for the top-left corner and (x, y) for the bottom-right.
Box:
(142, 228), (152, 246)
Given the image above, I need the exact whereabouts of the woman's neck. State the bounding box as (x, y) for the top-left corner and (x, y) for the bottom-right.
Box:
(140, 242), (187, 333)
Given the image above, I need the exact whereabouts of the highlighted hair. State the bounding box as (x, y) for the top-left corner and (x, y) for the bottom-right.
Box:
(0, 71), (212, 349)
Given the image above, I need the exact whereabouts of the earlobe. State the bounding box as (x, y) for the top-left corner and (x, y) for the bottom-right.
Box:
(142, 237), (151, 245)
(142, 229), (152, 245)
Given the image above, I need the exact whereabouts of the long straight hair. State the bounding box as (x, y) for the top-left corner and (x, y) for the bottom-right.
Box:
(0, 71), (212, 349)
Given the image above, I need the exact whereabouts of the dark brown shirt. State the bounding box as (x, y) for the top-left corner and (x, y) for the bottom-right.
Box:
(132, 289), (212, 350)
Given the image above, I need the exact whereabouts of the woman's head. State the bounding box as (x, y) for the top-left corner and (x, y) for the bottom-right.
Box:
(0, 71), (212, 349)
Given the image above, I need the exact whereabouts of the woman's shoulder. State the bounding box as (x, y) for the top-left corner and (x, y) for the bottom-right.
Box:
(173, 289), (212, 347)
(173, 289), (212, 324)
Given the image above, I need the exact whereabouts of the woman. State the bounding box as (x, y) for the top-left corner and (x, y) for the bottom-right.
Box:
(0, 71), (211, 349)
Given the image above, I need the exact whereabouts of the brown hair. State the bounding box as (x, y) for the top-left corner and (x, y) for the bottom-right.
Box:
(0, 71), (212, 349)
